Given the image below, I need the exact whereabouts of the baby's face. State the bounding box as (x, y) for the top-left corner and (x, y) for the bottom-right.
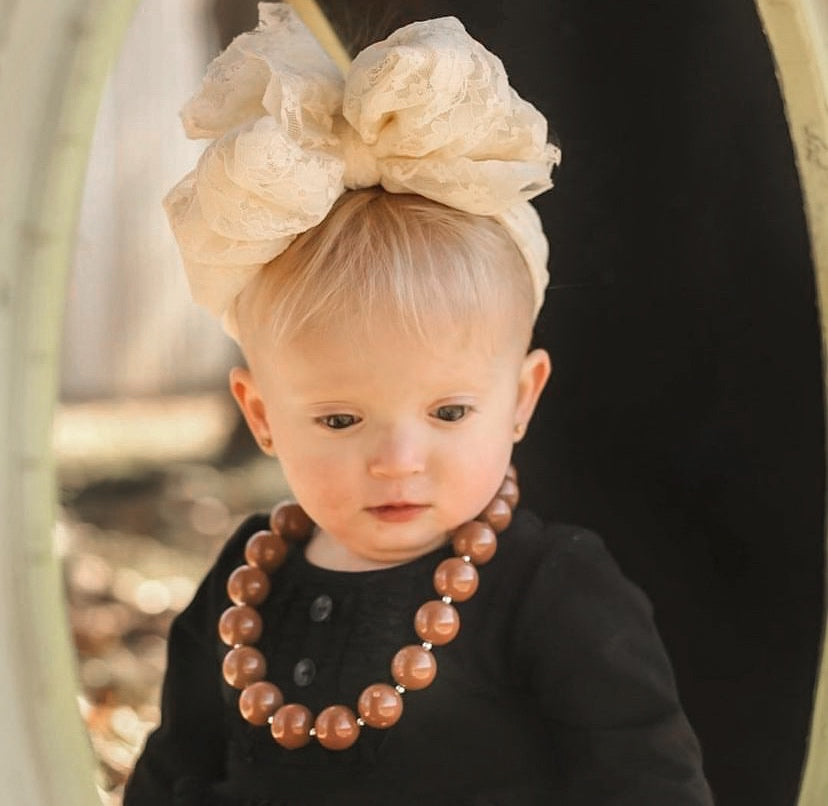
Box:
(233, 318), (549, 568)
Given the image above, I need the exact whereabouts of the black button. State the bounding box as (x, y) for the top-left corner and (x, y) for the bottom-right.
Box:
(293, 658), (316, 687)
(309, 594), (333, 622)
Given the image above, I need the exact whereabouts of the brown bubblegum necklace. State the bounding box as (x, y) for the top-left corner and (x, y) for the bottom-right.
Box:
(218, 466), (519, 751)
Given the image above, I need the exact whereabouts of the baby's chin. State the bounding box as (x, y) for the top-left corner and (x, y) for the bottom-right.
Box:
(307, 520), (452, 571)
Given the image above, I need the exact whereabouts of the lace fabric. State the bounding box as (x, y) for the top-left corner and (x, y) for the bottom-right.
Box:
(164, 3), (561, 338)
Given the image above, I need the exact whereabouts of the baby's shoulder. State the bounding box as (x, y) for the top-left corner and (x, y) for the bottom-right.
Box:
(498, 508), (616, 575)
(193, 513), (272, 601)
(214, 512), (271, 566)
(495, 508), (651, 616)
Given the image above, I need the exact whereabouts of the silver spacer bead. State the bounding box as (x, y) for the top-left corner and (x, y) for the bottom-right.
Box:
(267, 715), (274, 725)
(421, 641), (433, 651)
(395, 684), (406, 694)
(462, 554), (471, 563)
(356, 717), (365, 727)
(233, 643), (242, 649)
(309, 727), (317, 737)
(442, 595), (453, 604)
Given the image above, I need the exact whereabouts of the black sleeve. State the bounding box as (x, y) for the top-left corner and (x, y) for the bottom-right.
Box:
(123, 518), (263, 805)
(123, 580), (227, 805)
(512, 527), (715, 805)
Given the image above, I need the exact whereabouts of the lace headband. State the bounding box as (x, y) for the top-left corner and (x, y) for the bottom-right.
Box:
(164, 2), (561, 339)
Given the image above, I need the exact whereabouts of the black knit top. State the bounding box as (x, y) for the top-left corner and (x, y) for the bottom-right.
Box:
(124, 509), (713, 805)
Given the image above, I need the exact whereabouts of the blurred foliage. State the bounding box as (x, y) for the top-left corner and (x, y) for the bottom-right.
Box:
(57, 395), (289, 803)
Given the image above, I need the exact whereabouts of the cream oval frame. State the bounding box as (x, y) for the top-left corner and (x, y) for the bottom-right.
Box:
(0, 1), (825, 803)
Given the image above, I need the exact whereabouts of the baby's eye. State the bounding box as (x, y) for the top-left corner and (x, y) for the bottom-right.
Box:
(433, 405), (469, 423)
(317, 414), (361, 430)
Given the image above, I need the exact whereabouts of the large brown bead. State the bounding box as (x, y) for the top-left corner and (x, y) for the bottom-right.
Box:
(452, 521), (497, 565)
(505, 464), (518, 482)
(357, 683), (403, 729)
(227, 564), (270, 606)
(414, 600), (460, 645)
(271, 703), (313, 749)
(218, 605), (263, 646)
(433, 557), (479, 601)
(244, 529), (288, 572)
(314, 705), (360, 751)
(391, 645), (437, 690)
(239, 681), (284, 726)
(222, 645), (266, 689)
(497, 476), (520, 509)
(269, 502), (314, 541)
(479, 496), (512, 533)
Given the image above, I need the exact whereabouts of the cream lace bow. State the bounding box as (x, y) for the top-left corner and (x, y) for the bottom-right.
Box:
(164, 2), (561, 337)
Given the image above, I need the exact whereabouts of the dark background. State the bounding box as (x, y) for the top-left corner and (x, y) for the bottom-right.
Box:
(214, 2), (825, 804)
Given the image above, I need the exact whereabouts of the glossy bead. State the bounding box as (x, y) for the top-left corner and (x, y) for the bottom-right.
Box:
(452, 521), (497, 565)
(391, 645), (437, 690)
(479, 496), (512, 533)
(357, 683), (403, 729)
(414, 600), (460, 645)
(314, 705), (360, 750)
(227, 564), (270, 606)
(497, 476), (520, 509)
(244, 529), (287, 572)
(218, 605), (263, 646)
(269, 502), (314, 541)
(239, 681), (284, 726)
(271, 703), (313, 749)
(222, 646), (266, 689)
(433, 557), (479, 601)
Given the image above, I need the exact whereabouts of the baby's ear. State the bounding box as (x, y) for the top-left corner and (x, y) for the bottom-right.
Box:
(514, 349), (552, 441)
(229, 367), (274, 454)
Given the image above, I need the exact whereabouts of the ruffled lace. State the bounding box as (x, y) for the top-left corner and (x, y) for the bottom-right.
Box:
(164, 3), (561, 337)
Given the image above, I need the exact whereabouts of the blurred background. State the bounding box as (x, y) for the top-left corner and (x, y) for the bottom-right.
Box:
(56, 2), (279, 801)
(57, 2), (825, 805)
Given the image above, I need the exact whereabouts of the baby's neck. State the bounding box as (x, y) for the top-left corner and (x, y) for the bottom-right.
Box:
(304, 529), (446, 572)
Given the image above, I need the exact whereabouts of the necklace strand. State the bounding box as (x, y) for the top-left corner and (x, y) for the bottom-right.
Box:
(218, 467), (519, 751)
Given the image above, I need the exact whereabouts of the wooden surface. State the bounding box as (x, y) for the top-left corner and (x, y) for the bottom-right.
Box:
(753, 4), (828, 802)
(0, 0), (139, 803)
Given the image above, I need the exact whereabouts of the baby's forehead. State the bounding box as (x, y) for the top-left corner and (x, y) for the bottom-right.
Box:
(250, 313), (525, 406)
(256, 304), (526, 360)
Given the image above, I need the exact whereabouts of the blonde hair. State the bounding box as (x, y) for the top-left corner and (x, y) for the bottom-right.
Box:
(235, 188), (536, 351)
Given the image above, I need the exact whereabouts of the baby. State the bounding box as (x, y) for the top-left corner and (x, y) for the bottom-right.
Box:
(125, 5), (713, 804)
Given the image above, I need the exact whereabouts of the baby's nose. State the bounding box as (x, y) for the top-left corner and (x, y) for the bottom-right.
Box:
(367, 427), (426, 478)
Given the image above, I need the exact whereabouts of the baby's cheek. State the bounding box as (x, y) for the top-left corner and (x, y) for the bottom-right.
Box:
(296, 457), (358, 506)
(314, 480), (357, 512)
(451, 458), (508, 518)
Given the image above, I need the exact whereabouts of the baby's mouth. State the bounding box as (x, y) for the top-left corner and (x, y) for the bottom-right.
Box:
(366, 503), (429, 523)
